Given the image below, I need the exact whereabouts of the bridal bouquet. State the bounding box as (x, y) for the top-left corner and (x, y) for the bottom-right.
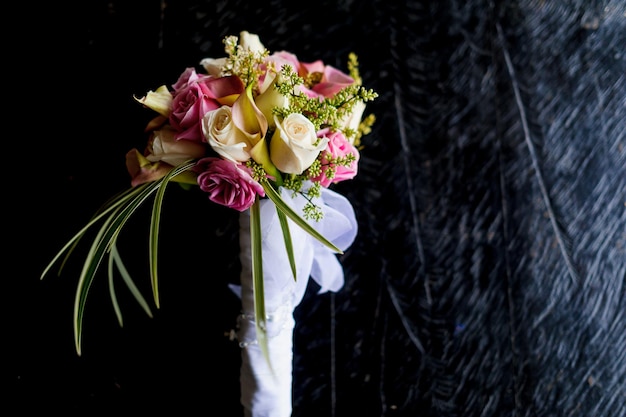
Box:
(42, 31), (376, 416)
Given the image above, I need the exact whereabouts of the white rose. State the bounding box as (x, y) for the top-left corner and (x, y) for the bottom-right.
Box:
(270, 114), (329, 174)
(146, 126), (207, 166)
(203, 106), (254, 162)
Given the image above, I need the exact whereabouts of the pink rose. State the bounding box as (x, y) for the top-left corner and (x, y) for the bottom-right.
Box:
(169, 69), (244, 142)
(312, 129), (360, 187)
(171, 67), (201, 91)
(194, 157), (265, 212)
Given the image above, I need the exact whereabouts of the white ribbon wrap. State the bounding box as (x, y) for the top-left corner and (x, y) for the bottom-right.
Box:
(231, 186), (357, 417)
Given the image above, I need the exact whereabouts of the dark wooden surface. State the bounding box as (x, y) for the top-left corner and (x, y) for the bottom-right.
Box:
(10, 1), (625, 416)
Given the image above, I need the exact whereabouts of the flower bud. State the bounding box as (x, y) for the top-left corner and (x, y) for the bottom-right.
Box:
(255, 79), (289, 129)
(200, 57), (228, 77)
(341, 100), (366, 144)
(239, 31), (265, 53)
(134, 85), (172, 117)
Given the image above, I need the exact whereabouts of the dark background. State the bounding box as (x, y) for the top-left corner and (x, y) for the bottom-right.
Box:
(9, 1), (625, 416)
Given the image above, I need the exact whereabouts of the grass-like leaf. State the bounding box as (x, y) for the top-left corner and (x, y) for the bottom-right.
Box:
(261, 181), (343, 254)
(275, 207), (297, 281)
(43, 161), (196, 356)
(40, 185), (150, 281)
(109, 244), (154, 328)
(149, 160), (196, 308)
(72, 180), (165, 355)
(107, 245), (124, 327)
(55, 187), (142, 277)
(73, 207), (119, 355)
(250, 197), (272, 374)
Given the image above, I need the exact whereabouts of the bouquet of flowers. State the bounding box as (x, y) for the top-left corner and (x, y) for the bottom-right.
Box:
(42, 31), (377, 416)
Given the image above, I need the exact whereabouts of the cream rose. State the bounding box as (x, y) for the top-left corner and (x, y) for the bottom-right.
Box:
(203, 106), (254, 162)
(270, 114), (329, 174)
(146, 125), (207, 166)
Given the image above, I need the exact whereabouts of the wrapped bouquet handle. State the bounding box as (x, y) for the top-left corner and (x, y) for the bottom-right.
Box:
(232, 186), (357, 417)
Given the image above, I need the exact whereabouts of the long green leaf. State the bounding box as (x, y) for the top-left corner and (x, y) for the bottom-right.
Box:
(57, 187), (143, 277)
(109, 245), (153, 326)
(73, 180), (163, 355)
(261, 181), (343, 254)
(108, 245), (124, 327)
(74, 209), (118, 355)
(40, 184), (150, 280)
(275, 208), (297, 280)
(250, 198), (272, 374)
(149, 160), (197, 308)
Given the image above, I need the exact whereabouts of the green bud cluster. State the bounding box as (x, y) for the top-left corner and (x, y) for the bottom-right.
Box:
(273, 65), (377, 133)
(221, 35), (269, 90)
(246, 160), (268, 183)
